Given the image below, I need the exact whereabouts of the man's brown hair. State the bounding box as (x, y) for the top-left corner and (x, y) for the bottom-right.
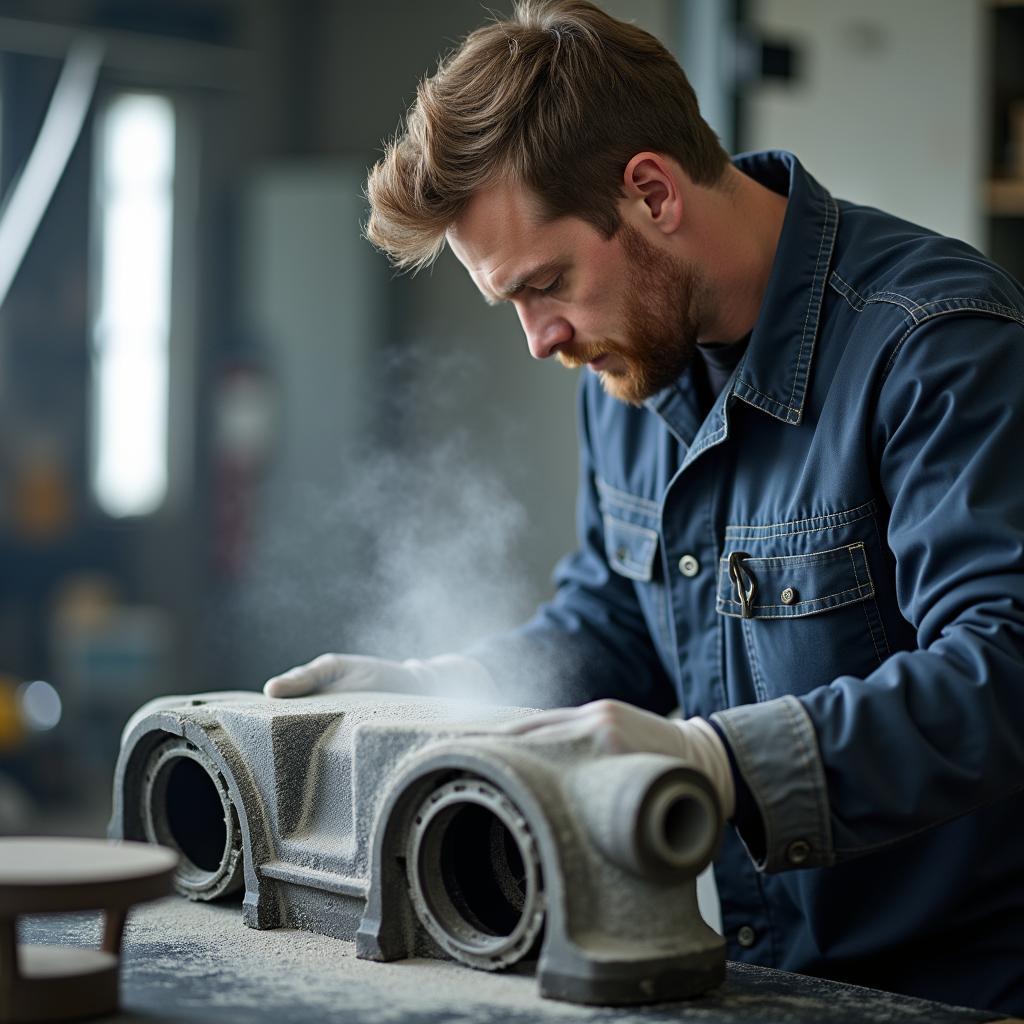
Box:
(365, 0), (730, 271)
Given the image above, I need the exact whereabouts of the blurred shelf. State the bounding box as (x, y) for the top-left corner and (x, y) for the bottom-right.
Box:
(986, 179), (1024, 216)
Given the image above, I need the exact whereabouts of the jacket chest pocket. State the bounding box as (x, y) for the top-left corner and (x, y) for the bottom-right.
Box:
(598, 479), (674, 657)
(717, 540), (891, 700)
(604, 515), (659, 580)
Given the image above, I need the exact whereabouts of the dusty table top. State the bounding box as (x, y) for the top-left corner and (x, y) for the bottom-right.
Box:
(19, 897), (1014, 1024)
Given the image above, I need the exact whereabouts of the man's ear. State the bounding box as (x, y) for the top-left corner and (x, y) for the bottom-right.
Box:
(622, 152), (682, 235)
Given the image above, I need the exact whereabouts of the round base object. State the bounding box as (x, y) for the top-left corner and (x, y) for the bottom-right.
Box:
(7, 946), (118, 1023)
(0, 837), (177, 1024)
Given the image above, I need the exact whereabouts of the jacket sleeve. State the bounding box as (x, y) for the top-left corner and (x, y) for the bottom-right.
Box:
(466, 378), (677, 713)
(713, 313), (1024, 871)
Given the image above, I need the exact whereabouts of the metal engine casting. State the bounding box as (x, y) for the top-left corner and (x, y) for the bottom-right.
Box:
(109, 691), (725, 1005)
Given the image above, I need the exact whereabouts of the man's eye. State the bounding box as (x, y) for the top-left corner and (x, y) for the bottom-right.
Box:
(538, 275), (562, 295)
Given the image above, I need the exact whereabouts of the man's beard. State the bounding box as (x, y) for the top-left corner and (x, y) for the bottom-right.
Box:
(556, 224), (704, 406)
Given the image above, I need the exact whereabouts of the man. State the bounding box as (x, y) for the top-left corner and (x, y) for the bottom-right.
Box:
(265, 1), (1024, 1013)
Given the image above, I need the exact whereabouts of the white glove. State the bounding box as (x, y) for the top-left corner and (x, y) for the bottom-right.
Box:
(263, 652), (496, 702)
(500, 698), (735, 818)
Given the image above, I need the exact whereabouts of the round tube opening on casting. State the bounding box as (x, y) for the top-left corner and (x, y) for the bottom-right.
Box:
(141, 737), (244, 900)
(643, 777), (718, 874)
(406, 777), (544, 970)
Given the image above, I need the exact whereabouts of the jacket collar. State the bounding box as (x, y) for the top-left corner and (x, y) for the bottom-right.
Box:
(729, 150), (839, 425)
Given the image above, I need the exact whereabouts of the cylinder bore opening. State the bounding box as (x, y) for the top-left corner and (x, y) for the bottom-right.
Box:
(163, 756), (227, 872)
(438, 803), (526, 937)
(407, 777), (544, 970)
(142, 738), (243, 900)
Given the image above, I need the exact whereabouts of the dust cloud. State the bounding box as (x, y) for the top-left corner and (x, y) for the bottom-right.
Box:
(208, 329), (587, 710)
(333, 431), (533, 660)
(217, 426), (561, 704)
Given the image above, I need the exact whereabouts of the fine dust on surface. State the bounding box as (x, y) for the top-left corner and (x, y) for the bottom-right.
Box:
(23, 899), (1000, 1024)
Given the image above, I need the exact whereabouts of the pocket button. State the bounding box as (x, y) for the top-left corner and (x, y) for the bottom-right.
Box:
(737, 925), (756, 948)
(780, 586), (798, 605)
(678, 554), (700, 578)
(787, 839), (811, 865)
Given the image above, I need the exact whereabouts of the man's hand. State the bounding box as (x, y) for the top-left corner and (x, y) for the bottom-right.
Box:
(502, 698), (736, 818)
(263, 653), (495, 701)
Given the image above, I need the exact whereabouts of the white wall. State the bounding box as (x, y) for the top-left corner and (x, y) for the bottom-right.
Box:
(743, 0), (985, 247)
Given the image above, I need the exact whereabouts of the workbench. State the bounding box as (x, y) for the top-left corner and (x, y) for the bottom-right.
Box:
(20, 898), (1020, 1024)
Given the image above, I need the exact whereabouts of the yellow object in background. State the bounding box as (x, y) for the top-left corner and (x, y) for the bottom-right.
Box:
(10, 440), (73, 542)
(0, 675), (26, 751)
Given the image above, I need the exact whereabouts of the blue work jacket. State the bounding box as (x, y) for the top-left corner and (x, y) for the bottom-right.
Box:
(474, 151), (1024, 1013)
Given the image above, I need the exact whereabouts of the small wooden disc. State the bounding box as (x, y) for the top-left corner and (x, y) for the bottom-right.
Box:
(0, 838), (177, 915)
(0, 837), (178, 1024)
(5, 946), (118, 1023)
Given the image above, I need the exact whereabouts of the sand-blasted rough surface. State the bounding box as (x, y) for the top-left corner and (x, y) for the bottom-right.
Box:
(109, 691), (728, 1004)
(18, 899), (1008, 1024)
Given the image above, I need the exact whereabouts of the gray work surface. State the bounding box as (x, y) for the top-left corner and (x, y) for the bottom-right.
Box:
(19, 898), (1011, 1024)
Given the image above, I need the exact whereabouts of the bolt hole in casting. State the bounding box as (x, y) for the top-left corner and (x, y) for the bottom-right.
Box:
(406, 777), (545, 970)
(141, 738), (244, 900)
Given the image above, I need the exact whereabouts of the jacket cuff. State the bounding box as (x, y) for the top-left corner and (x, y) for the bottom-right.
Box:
(711, 696), (834, 873)
(707, 718), (763, 853)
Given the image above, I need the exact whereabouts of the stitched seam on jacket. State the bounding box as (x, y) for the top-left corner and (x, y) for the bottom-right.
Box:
(903, 296), (1024, 320)
(725, 501), (877, 539)
(604, 516), (658, 542)
(789, 198), (837, 413)
(719, 540), (867, 570)
(610, 559), (653, 581)
(868, 513), (893, 656)
(880, 306), (1024, 385)
(686, 422), (727, 463)
(866, 290), (920, 318)
(854, 544), (888, 662)
(597, 478), (661, 511)
(742, 616), (768, 703)
(785, 698), (832, 862)
(598, 492), (661, 518)
(717, 582), (873, 616)
(736, 379), (798, 418)
(596, 478), (661, 517)
(828, 271), (866, 311)
(849, 544), (884, 665)
(604, 516), (657, 577)
(783, 699), (814, 852)
(726, 500), (876, 532)
(851, 294), (1023, 325)
(708, 494), (730, 713)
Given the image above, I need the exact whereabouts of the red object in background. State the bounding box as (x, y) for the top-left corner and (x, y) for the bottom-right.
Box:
(211, 361), (276, 577)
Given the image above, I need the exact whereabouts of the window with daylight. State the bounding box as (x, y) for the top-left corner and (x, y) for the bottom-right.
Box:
(90, 92), (175, 517)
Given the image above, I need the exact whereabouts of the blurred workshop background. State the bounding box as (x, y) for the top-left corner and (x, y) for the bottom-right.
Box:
(0, 0), (1021, 836)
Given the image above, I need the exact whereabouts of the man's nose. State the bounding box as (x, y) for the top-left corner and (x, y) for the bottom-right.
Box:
(517, 305), (573, 360)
